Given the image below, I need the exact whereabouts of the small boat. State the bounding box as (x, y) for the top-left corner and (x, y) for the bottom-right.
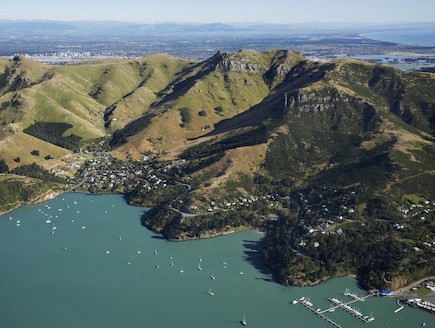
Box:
(239, 270), (244, 275)
(81, 226), (86, 229)
(155, 264), (159, 269)
(207, 288), (214, 296)
(137, 249), (141, 254)
(179, 267), (184, 273)
(211, 273), (216, 280)
(106, 250), (110, 254)
(241, 314), (247, 326)
(197, 260), (202, 271)
(63, 247), (67, 251)
(126, 261), (131, 265)
(170, 261), (174, 266)
(154, 249), (157, 255)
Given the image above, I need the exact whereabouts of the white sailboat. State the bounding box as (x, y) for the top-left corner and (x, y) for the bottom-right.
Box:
(241, 314), (247, 326)
(179, 266), (184, 273)
(207, 287), (214, 296)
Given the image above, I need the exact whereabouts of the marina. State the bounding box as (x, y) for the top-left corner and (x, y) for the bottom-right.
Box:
(295, 289), (375, 327)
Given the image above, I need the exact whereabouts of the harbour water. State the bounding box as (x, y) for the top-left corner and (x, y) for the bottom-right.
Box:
(362, 29), (435, 47)
(0, 193), (433, 327)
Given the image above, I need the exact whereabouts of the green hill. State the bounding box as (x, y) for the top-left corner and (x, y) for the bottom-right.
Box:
(0, 50), (434, 290)
(0, 54), (192, 169)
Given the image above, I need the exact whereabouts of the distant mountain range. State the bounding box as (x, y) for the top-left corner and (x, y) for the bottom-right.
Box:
(0, 50), (434, 289)
(1, 20), (434, 37)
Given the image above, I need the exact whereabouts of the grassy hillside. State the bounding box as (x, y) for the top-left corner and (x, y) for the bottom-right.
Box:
(111, 50), (305, 159)
(0, 54), (192, 167)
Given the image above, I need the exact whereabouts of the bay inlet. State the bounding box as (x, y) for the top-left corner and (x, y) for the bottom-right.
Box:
(0, 193), (432, 327)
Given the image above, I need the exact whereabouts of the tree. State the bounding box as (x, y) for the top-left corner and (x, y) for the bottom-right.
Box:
(0, 159), (9, 173)
(179, 107), (192, 127)
(214, 106), (224, 116)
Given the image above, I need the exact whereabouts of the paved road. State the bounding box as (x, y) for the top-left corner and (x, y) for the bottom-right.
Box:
(394, 276), (435, 301)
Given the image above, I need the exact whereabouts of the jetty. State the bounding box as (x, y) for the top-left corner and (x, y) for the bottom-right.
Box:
(296, 297), (342, 328)
(327, 298), (374, 323)
(394, 299), (404, 313)
(294, 289), (374, 327)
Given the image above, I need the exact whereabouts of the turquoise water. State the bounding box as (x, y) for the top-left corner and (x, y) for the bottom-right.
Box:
(0, 193), (433, 327)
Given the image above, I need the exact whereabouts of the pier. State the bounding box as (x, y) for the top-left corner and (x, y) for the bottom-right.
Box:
(394, 299), (404, 313)
(294, 289), (374, 327)
(344, 287), (365, 301)
(327, 298), (375, 323)
(296, 297), (342, 328)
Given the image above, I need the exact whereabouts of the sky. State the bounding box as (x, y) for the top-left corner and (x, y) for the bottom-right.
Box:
(1, 0), (435, 24)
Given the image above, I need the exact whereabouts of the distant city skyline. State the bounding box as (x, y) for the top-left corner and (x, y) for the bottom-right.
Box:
(1, 0), (435, 24)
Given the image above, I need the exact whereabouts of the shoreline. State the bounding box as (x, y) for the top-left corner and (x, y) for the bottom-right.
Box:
(2, 189), (433, 295)
(0, 189), (63, 216)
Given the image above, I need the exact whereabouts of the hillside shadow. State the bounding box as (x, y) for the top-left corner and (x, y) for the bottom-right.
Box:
(192, 61), (336, 141)
(242, 239), (274, 282)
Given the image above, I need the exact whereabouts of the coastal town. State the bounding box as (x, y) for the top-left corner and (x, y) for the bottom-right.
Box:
(49, 150), (433, 253)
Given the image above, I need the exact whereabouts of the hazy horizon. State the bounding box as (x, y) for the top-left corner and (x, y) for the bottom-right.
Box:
(1, 0), (434, 24)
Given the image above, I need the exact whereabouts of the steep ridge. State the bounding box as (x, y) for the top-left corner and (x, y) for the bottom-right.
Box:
(110, 50), (305, 158)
